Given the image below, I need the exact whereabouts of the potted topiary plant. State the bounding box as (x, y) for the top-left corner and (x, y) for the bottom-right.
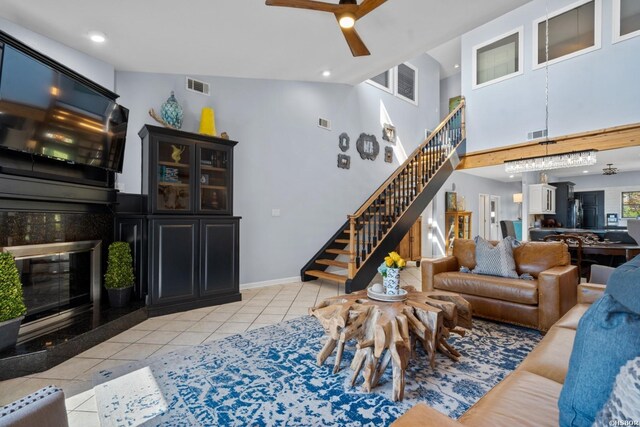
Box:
(0, 251), (27, 352)
(104, 242), (135, 308)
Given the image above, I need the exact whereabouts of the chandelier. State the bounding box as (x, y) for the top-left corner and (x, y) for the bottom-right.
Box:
(505, 150), (597, 174)
(602, 163), (618, 175)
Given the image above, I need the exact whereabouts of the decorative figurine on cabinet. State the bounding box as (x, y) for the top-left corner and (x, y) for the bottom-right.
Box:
(171, 145), (186, 163)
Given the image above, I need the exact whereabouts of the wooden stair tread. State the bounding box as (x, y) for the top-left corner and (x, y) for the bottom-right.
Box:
(315, 259), (348, 268)
(334, 238), (350, 244)
(305, 270), (348, 284)
(326, 248), (350, 255)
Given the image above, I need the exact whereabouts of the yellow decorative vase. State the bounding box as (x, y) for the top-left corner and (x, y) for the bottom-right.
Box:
(199, 107), (216, 136)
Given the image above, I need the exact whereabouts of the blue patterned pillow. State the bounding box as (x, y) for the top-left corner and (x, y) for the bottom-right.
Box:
(471, 236), (519, 278)
(559, 255), (640, 426)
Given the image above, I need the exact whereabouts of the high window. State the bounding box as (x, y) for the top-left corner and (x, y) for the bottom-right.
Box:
(472, 27), (523, 88)
(395, 62), (418, 105)
(366, 69), (393, 93)
(533, 0), (601, 69)
(613, 0), (640, 43)
(366, 62), (419, 105)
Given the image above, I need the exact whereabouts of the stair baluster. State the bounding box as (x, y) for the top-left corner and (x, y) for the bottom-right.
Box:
(302, 99), (466, 291)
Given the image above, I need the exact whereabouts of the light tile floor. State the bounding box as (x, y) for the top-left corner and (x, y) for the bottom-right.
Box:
(0, 266), (422, 426)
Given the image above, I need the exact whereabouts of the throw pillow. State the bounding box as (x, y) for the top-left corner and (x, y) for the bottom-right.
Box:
(471, 236), (519, 279)
(558, 296), (640, 426)
(594, 356), (640, 426)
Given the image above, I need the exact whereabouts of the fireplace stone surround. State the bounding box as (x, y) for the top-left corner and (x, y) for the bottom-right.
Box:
(0, 174), (147, 380)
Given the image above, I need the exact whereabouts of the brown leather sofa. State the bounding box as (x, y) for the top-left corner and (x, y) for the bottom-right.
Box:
(422, 239), (578, 331)
(392, 283), (604, 427)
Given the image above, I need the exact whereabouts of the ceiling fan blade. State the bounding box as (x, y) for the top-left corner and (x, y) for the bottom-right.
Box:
(265, 0), (344, 13)
(354, 0), (387, 19)
(338, 24), (370, 57)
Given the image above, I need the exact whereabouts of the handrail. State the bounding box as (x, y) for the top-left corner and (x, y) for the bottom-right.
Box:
(351, 98), (465, 218)
(346, 99), (466, 279)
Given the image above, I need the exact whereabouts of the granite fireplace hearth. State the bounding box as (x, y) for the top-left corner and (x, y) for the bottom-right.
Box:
(0, 179), (147, 380)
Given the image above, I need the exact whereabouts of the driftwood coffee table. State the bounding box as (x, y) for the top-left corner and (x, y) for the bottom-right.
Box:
(310, 286), (472, 401)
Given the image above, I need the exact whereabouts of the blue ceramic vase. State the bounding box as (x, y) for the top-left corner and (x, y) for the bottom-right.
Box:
(160, 91), (183, 129)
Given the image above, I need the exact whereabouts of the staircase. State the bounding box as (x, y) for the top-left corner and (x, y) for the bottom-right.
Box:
(301, 99), (466, 292)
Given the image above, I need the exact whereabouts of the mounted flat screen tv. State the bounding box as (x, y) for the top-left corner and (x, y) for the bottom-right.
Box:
(0, 42), (128, 173)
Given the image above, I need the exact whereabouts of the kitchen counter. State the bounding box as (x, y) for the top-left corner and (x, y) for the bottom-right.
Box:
(529, 228), (628, 233)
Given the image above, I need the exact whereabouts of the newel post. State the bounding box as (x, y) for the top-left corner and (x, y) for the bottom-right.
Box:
(348, 216), (356, 279)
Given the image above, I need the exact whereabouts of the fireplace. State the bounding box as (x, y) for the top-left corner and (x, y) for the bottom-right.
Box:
(1, 240), (101, 342)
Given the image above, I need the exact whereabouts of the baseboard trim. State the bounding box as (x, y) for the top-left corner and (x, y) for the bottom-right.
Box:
(240, 276), (300, 290)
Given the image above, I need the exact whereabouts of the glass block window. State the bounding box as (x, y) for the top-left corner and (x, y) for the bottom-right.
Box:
(395, 62), (418, 105)
(614, 0), (640, 43)
(473, 28), (522, 88)
(622, 191), (640, 218)
(534, 0), (601, 68)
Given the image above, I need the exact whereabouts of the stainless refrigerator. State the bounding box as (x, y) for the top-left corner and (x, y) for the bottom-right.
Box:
(568, 199), (583, 228)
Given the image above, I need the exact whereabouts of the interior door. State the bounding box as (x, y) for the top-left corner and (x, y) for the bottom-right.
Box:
(577, 191), (605, 229)
(490, 195), (501, 240)
(479, 194), (490, 239)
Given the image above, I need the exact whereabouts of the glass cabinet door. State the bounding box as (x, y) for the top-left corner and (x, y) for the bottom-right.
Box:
(156, 141), (191, 212)
(198, 146), (229, 213)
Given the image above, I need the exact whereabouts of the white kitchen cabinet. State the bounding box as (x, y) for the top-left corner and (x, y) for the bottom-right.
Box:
(529, 184), (556, 214)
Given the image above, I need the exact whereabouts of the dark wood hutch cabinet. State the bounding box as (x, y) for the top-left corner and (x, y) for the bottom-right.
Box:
(115, 125), (240, 315)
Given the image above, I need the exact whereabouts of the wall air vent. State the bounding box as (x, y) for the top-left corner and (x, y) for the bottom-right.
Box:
(527, 129), (548, 140)
(318, 117), (331, 130)
(186, 77), (210, 96)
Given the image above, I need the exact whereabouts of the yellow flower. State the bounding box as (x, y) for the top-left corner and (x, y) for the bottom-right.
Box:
(389, 252), (401, 262)
(397, 259), (406, 268)
(385, 256), (394, 267)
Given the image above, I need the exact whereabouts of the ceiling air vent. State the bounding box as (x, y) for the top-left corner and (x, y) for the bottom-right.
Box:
(186, 77), (210, 96)
(318, 117), (331, 130)
(527, 129), (548, 140)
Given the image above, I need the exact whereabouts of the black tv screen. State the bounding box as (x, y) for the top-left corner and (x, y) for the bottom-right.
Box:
(0, 44), (128, 172)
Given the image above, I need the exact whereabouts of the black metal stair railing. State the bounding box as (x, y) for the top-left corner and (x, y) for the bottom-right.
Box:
(347, 99), (466, 279)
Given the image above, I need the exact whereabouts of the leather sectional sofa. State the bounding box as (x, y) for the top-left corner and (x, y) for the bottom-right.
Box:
(392, 282), (604, 427)
(422, 239), (578, 331)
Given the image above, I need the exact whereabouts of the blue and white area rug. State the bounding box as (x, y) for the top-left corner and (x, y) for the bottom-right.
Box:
(94, 316), (541, 426)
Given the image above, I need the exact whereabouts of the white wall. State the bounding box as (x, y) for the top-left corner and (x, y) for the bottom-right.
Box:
(115, 54), (442, 285)
(461, 0), (640, 152)
(0, 18), (115, 90)
(428, 171), (521, 256)
(562, 171), (640, 227)
(439, 73), (462, 121)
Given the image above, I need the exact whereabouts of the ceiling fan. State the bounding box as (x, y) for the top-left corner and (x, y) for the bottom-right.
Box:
(265, 0), (387, 57)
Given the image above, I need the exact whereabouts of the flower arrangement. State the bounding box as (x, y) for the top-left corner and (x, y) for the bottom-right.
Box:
(377, 251), (406, 277)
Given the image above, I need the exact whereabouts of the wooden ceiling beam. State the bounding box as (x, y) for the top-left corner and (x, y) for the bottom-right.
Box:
(458, 122), (640, 170)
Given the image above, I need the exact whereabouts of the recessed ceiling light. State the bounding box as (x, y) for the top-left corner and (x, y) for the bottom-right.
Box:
(454, 64), (460, 69)
(322, 70), (331, 77)
(88, 31), (106, 43)
(509, 174), (515, 178)
(583, 170), (589, 173)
